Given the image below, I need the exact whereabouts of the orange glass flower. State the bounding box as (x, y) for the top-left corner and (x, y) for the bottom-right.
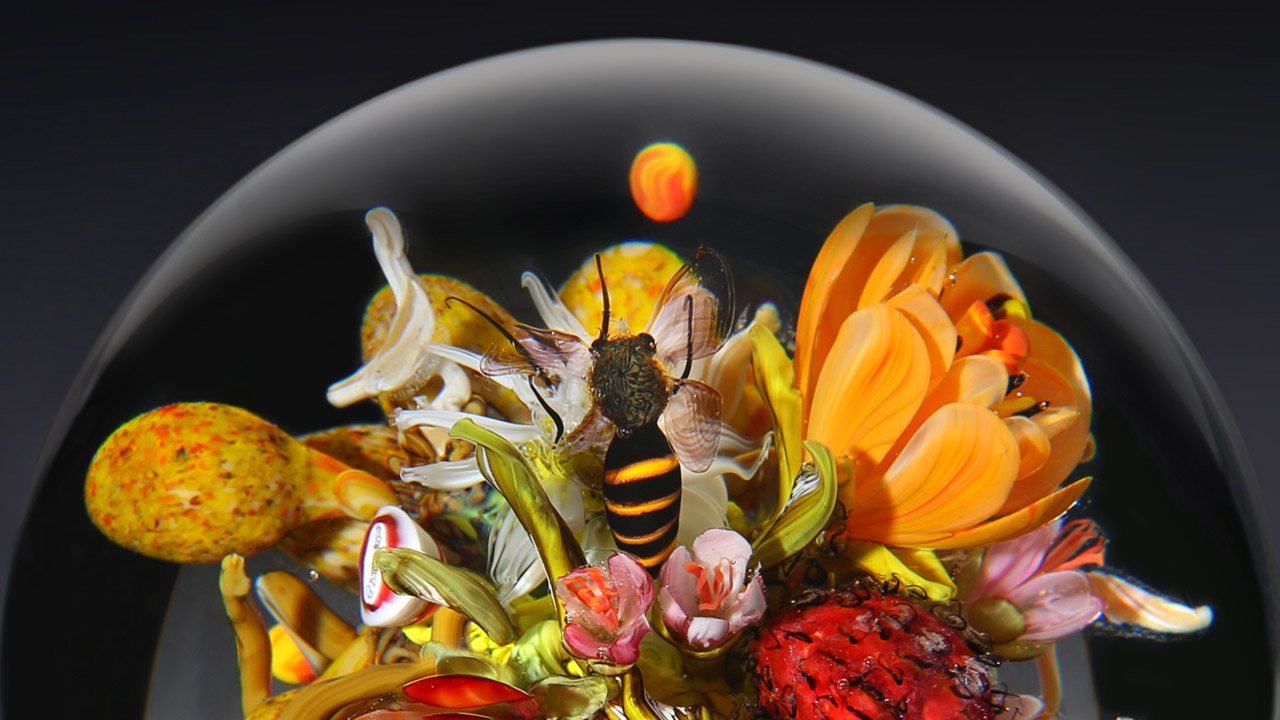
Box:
(794, 203), (1092, 549)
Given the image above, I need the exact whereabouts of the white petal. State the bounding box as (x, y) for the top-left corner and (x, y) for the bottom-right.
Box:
(328, 209), (438, 408)
(684, 616), (730, 650)
(522, 270), (591, 339)
(395, 408), (541, 444)
(399, 459), (485, 489)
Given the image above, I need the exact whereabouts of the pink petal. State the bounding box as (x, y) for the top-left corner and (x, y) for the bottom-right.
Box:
(609, 620), (649, 665)
(691, 528), (753, 588)
(721, 575), (767, 634)
(967, 521), (1058, 601)
(608, 553), (655, 610)
(659, 587), (692, 636)
(659, 546), (699, 617)
(685, 616), (730, 650)
(563, 623), (610, 660)
(1008, 570), (1103, 642)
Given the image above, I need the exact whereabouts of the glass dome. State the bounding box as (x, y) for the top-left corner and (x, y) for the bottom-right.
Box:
(3, 40), (1272, 719)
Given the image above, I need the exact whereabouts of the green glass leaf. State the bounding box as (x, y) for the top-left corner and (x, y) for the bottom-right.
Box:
(751, 440), (837, 568)
(418, 641), (523, 688)
(449, 418), (586, 592)
(507, 620), (581, 686)
(375, 547), (518, 645)
(529, 675), (613, 720)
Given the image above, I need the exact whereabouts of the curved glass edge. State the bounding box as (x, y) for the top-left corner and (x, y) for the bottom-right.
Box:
(4, 38), (1273, 716)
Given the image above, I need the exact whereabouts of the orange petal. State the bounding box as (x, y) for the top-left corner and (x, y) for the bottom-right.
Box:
(796, 203), (875, 405)
(1004, 416), (1051, 480)
(808, 305), (931, 478)
(999, 322), (1092, 511)
(797, 204), (958, 407)
(849, 402), (1020, 542)
(886, 284), (957, 386)
(867, 205), (963, 305)
(871, 353), (1007, 477)
(911, 238), (952, 298)
(858, 228), (917, 308)
(921, 353), (1008, 411)
(922, 477), (1092, 549)
(1033, 407), (1082, 441)
(939, 252), (1027, 322)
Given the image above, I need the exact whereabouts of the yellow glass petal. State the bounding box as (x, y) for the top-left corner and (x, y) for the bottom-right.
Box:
(255, 570), (356, 662)
(620, 667), (711, 720)
(843, 540), (955, 602)
(891, 547), (958, 599)
(922, 477), (1092, 549)
(752, 441), (838, 569)
(850, 402), (1019, 543)
(317, 628), (377, 680)
(269, 624), (319, 685)
(749, 325), (804, 503)
(809, 305), (930, 479)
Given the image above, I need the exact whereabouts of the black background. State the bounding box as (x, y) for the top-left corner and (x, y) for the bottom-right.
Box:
(2, 3), (1277, 716)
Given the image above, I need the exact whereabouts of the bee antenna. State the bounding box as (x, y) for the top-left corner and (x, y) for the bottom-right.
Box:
(680, 293), (695, 380)
(595, 254), (610, 341)
(445, 296), (549, 384)
(528, 375), (565, 443)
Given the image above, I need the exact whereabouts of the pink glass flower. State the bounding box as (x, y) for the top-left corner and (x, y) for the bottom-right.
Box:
(965, 519), (1105, 643)
(658, 528), (766, 650)
(554, 553), (653, 666)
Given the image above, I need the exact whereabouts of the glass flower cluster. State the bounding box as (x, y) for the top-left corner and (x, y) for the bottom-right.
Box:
(85, 201), (1214, 720)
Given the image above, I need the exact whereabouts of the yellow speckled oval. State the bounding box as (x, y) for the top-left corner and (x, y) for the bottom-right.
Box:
(85, 402), (340, 563)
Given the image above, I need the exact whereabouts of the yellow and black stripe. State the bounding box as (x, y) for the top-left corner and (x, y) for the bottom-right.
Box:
(603, 423), (682, 572)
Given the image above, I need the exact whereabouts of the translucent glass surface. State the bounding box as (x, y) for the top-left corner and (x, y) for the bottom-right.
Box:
(3, 40), (1271, 718)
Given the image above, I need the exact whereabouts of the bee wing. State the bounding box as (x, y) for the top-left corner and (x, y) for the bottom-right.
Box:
(658, 379), (723, 473)
(645, 248), (735, 375)
(518, 326), (591, 380)
(478, 324), (588, 381)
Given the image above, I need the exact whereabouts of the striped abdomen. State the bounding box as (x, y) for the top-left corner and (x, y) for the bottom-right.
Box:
(603, 423), (681, 572)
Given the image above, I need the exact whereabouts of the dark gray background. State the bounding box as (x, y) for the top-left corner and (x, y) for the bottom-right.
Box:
(2, 0), (1275, 703)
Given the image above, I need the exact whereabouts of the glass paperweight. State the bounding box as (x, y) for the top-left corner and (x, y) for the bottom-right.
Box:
(3, 40), (1272, 719)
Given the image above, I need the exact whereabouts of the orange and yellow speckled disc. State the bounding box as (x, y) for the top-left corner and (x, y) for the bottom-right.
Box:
(629, 142), (697, 222)
(559, 242), (685, 337)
